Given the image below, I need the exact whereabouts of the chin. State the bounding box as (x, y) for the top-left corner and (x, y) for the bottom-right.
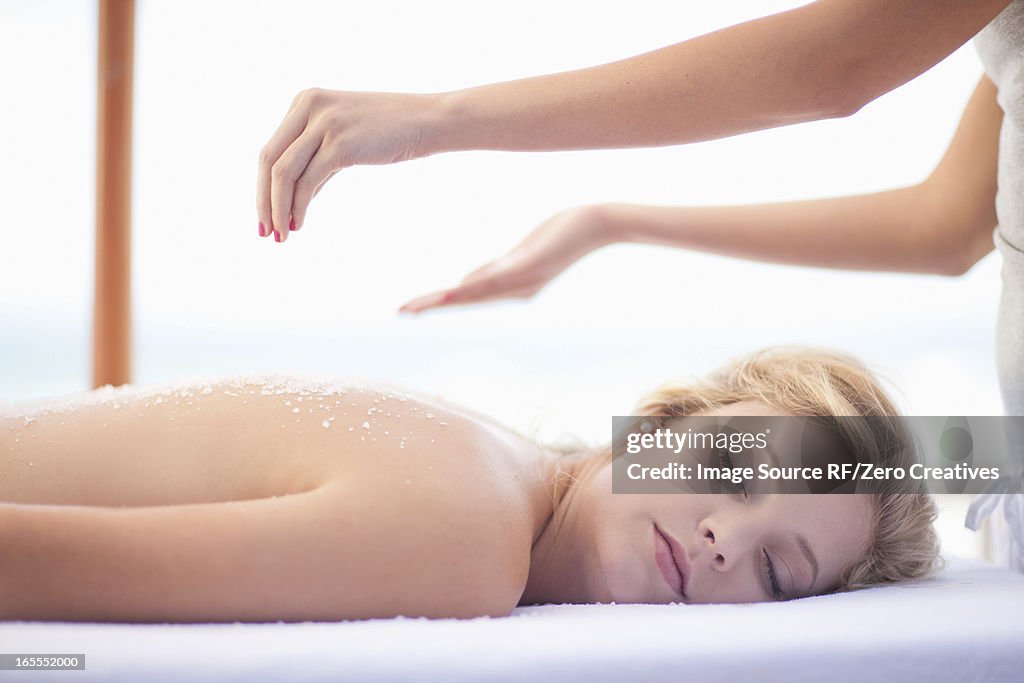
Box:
(590, 528), (652, 604)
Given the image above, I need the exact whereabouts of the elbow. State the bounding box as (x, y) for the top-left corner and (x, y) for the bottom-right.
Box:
(830, 90), (867, 120)
(796, 81), (863, 121)
(839, 100), (869, 120)
(825, 47), (896, 119)
(827, 71), (879, 119)
(917, 180), (997, 276)
(935, 233), (995, 277)
(936, 256), (973, 277)
(816, 52), (873, 119)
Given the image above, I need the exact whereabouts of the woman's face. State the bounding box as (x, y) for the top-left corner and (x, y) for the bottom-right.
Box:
(576, 400), (874, 604)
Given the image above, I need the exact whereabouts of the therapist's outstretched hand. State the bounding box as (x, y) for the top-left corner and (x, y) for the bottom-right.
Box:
(257, 88), (440, 242)
(399, 206), (611, 314)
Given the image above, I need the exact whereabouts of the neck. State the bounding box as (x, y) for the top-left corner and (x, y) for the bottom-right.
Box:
(520, 447), (606, 605)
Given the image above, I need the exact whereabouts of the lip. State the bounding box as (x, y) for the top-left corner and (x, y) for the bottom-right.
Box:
(653, 523), (689, 599)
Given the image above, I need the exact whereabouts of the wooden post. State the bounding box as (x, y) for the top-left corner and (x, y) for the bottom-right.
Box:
(93, 0), (134, 388)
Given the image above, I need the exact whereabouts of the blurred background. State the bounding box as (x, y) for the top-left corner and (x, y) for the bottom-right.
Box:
(0, 1), (1000, 556)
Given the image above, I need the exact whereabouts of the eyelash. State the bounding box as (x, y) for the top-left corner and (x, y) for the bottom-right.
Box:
(719, 451), (783, 600)
(763, 549), (782, 600)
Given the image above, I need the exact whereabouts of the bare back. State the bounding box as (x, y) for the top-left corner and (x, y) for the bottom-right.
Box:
(0, 376), (557, 621)
(1, 375), (548, 509)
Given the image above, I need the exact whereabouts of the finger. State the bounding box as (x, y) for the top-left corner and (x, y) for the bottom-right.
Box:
(311, 170), (338, 201)
(442, 278), (511, 305)
(401, 275), (510, 313)
(256, 96), (310, 237)
(402, 283), (538, 314)
(398, 290), (450, 314)
(291, 147), (338, 232)
(270, 132), (323, 243)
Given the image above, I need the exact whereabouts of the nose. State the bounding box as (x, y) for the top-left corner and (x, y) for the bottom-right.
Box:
(701, 523), (746, 572)
(703, 525), (724, 567)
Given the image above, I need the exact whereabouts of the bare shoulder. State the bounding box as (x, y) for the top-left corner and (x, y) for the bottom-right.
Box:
(307, 386), (543, 618)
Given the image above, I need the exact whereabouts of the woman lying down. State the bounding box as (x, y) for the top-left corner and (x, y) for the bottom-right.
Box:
(0, 346), (940, 623)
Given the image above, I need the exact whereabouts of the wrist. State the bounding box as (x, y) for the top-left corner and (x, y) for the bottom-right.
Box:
(420, 90), (475, 157)
(583, 203), (625, 248)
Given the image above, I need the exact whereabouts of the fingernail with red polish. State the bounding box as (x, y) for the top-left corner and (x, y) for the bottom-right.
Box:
(289, 218), (297, 231)
(259, 222), (266, 237)
(274, 231), (282, 243)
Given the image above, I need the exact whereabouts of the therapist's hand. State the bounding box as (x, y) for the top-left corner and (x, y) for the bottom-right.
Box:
(398, 205), (612, 313)
(257, 88), (441, 242)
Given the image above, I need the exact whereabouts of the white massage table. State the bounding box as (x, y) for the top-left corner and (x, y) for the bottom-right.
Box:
(1, 555), (1021, 682)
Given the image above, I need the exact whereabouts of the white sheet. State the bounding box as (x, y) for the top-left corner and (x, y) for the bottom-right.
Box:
(2, 555), (1022, 682)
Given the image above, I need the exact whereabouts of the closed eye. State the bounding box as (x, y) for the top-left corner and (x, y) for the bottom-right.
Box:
(763, 548), (783, 600)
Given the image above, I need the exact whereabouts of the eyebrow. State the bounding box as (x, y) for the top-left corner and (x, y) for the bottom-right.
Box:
(797, 533), (819, 594)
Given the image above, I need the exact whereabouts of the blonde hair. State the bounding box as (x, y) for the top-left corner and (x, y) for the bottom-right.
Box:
(631, 345), (943, 595)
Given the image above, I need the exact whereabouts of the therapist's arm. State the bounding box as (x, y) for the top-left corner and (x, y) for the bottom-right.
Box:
(426, 0), (1009, 152)
(259, 0), (1011, 239)
(400, 74), (1002, 313)
(600, 74), (1002, 277)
